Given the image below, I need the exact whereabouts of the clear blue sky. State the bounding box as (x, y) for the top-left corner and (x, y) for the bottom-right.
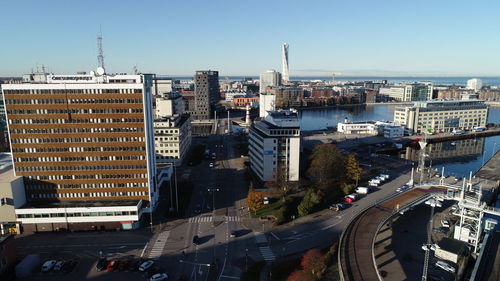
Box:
(1, 0), (499, 77)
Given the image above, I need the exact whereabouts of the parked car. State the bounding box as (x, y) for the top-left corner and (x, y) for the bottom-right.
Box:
(435, 260), (455, 273)
(150, 273), (169, 281)
(396, 185), (410, 193)
(329, 203), (345, 211)
(421, 244), (429, 251)
(380, 174), (390, 180)
(95, 258), (108, 271)
(53, 261), (64, 272)
(343, 196), (353, 203)
(441, 220), (450, 228)
(41, 260), (57, 272)
(355, 187), (370, 194)
(209, 162), (214, 168)
(347, 194), (358, 201)
(230, 230), (238, 238)
(139, 260), (154, 272)
(106, 260), (118, 271)
(430, 244), (440, 251)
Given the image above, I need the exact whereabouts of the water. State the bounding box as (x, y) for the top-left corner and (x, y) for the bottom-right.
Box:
(299, 105), (500, 177)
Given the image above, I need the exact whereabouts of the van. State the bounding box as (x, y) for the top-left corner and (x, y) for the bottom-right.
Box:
(41, 260), (57, 272)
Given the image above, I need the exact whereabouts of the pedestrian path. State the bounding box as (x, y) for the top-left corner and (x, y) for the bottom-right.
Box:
(188, 216), (213, 223)
(148, 231), (170, 259)
(259, 246), (276, 262)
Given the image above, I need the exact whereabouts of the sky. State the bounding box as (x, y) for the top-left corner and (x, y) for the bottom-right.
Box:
(1, 0), (500, 77)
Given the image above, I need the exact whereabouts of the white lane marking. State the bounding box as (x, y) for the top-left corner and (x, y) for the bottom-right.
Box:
(220, 275), (240, 279)
(148, 231), (170, 259)
(320, 221), (342, 231)
(217, 257), (228, 281)
(270, 232), (280, 240)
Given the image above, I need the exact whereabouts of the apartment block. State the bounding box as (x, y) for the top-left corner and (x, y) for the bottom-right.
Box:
(154, 114), (191, 166)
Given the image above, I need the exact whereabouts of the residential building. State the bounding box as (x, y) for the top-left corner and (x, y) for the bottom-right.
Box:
(394, 98), (489, 133)
(233, 96), (259, 108)
(249, 110), (300, 182)
(190, 71), (219, 120)
(282, 43), (289, 82)
(152, 77), (174, 95)
(466, 78), (483, 92)
(0, 234), (15, 275)
(1, 71), (157, 232)
(259, 93), (276, 118)
(379, 83), (433, 101)
(155, 92), (184, 118)
(259, 70), (281, 93)
(268, 87), (304, 108)
(0, 154), (25, 234)
(224, 91), (247, 103)
(154, 114), (191, 166)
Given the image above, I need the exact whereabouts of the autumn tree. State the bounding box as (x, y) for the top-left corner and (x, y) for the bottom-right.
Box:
(307, 144), (346, 190)
(345, 153), (362, 186)
(247, 191), (264, 213)
(301, 249), (327, 280)
(287, 269), (314, 281)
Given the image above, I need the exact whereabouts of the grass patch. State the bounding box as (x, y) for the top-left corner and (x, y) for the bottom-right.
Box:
(251, 199), (285, 218)
(241, 261), (265, 281)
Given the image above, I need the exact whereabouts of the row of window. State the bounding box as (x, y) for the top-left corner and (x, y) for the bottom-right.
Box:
(16, 155), (145, 163)
(4, 89), (142, 95)
(10, 127), (144, 134)
(16, 164), (147, 172)
(27, 173), (147, 181)
(7, 108), (143, 115)
(12, 146), (146, 153)
(11, 137), (145, 144)
(9, 118), (144, 125)
(17, 210), (138, 219)
(4, 98), (143, 105)
(26, 182), (147, 189)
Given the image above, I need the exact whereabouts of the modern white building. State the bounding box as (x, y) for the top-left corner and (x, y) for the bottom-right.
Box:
(394, 98), (489, 133)
(249, 110), (300, 182)
(337, 120), (404, 138)
(152, 77), (174, 95)
(259, 93), (276, 118)
(466, 78), (483, 92)
(379, 83), (433, 101)
(155, 92), (184, 118)
(154, 115), (192, 166)
(282, 43), (290, 83)
(259, 70), (281, 93)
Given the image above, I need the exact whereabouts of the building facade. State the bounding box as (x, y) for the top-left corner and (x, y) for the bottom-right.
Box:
(155, 92), (184, 118)
(394, 98), (489, 133)
(282, 43), (289, 82)
(1, 71), (158, 232)
(154, 115), (191, 166)
(379, 83), (433, 102)
(466, 78), (483, 92)
(190, 71), (219, 120)
(0, 155), (25, 235)
(259, 93), (276, 118)
(259, 70), (281, 93)
(249, 110), (300, 182)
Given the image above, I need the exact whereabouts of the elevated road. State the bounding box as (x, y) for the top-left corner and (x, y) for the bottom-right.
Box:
(339, 187), (444, 281)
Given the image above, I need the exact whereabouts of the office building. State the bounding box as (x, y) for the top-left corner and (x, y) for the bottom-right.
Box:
(259, 93), (276, 118)
(154, 114), (191, 166)
(190, 71), (219, 120)
(1, 71), (157, 232)
(0, 154), (25, 234)
(282, 43), (289, 82)
(379, 83), (433, 101)
(394, 98), (488, 133)
(466, 78), (483, 92)
(249, 110), (300, 182)
(155, 92), (184, 118)
(152, 77), (174, 95)
(259, 70), (281, 93)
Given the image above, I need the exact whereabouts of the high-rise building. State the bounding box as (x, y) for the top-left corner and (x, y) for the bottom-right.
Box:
(249, 110), (300, 182)
(1, 71), (157, 232)
(466, 78), (483, 92)
(282, 43), (289, 83)
(259, 70), (281, 93)
(190, 71), (219, 120)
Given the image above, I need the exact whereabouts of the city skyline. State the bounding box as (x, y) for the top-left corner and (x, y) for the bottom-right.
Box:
(1, 0), (500, 77)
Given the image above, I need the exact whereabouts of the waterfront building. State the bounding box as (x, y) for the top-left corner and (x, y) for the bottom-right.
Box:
(379, 83), (433, 101)
(154, 114), (191, 167)
(248, 110), (300, 182)
(259, 70), (281, 93)
(1, 71), (157, 232)
(259, 93), (276, 118)
(282, 43), (289, 83)
(232, 96), (259, 108)
(190, 70), (219, 120)
(466, 78), (483, 92)
(337, 120), (404, 138)
(394, 98), (488, 133)
(155, 92), (184, 118)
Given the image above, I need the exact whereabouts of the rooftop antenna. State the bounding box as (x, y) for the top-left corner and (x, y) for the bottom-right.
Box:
(133, 65), (138, 74)
(97, 26), (105, 72)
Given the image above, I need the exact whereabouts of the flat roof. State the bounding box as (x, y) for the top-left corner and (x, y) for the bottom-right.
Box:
(20, 199), (141, 209)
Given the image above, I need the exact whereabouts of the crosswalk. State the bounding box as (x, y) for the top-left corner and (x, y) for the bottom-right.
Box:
(148, 231), (170, 259)
(188, 216), (240, 223)
(259, 246), (276, 262)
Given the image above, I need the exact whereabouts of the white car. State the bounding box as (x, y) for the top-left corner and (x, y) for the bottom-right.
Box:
(441, 220), (450, 228)
(41, 260), (57, 272)
(150, 273), (168, 281)
(209, 162), (214, 168)
(139, 260), (154, 272)
(435, 260), (455, 273)
(430, 244), (440, 251)
(421, 244), (429, 251)
(53, 261), (64, 271)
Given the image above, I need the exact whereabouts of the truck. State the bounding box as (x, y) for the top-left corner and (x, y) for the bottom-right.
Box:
(16, 254), (40, 278)
(355, 187), (370, 194)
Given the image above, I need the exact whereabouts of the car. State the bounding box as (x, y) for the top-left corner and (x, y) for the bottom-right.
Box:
(53, 260), (64, 271)
(421, 244), (429, 251)
(150, 273), (169, 281)
(428, 274), (445, 281)
(96, 258), (108, 271)
(435, 260), (455, 273)
(192, 235), (200, 245)
(230, 230), (238, 238)
(343, 196), (353, 203)
(329, 203), (344, 211)
(106, 260), (118, 271)
(42, 260), (57, 272)
(441, 220), (450, 228)
(433, 227), (448, 234)
(209, 162), (214, 168)
(139, 260), (154, 272)
(430, 244), (440, 251)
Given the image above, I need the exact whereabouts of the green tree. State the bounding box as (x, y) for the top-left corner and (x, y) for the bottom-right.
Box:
(297, 189), (320, 217)
(345, 153), (362, 186)
(307, 144), (346, 191)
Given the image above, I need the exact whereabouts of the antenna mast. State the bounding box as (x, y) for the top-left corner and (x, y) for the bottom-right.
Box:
(97, 27), (105, 70)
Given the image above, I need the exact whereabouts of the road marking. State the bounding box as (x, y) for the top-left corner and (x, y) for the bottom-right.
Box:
(270, 232), (280, 240)
(320, 221), (342, 231)
(225, 216), (240, 222)
(220, 275), (240, 279)
(148, 231), (170, 259)
(189, 216), (213, 223)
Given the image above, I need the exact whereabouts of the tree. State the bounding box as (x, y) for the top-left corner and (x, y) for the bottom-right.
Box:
(345, 153), (362, 186)
(300, 249), (327, 280)
(307, 144), (346, 191)
(287, 270), (314, 281)
(297, 188), (320, 217)
(247, 191), (264, 213)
